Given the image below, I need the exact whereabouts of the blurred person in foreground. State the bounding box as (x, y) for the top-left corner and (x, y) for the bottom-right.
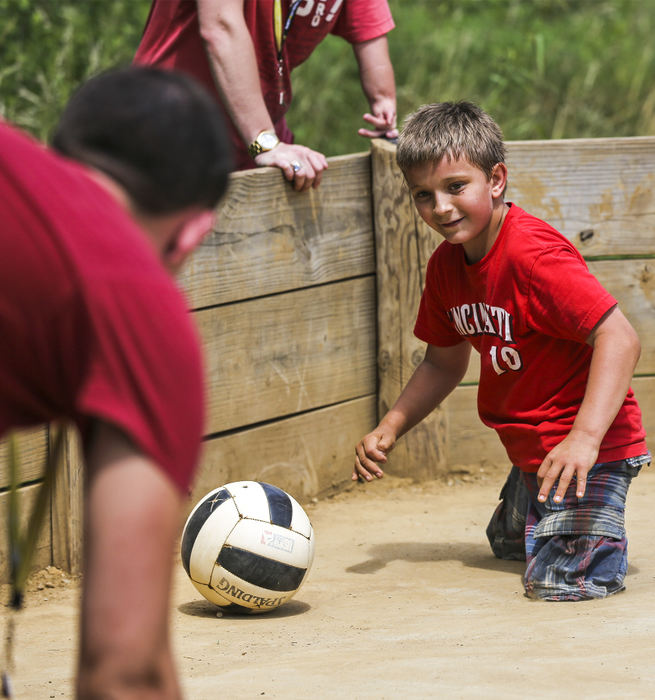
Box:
(354, 101), (649, 602)
(134, 0), (397, 191)
(0, 66), (231, 697)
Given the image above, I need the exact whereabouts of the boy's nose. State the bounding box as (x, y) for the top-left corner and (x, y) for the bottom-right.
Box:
(433, 193), (452, 216)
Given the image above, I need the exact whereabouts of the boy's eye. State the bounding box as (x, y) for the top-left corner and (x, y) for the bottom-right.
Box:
(413, 190), (430, 201)
(449, 181), (465, 192)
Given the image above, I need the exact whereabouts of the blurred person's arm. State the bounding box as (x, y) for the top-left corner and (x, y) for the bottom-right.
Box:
(197, 0), (328, 190)
(77, 421), (184, 697)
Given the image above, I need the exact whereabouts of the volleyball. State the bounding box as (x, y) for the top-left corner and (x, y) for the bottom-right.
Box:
(181, 481), (315, 613)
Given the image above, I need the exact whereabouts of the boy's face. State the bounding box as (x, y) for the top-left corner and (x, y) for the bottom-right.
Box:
(405, 155), (507, 264)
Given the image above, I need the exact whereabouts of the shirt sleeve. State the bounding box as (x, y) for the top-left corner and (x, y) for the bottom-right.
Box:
(76, 275), (205, 493)
(331, 0), (395, 43)
(526, 246), (617, 342)
(413, 251), (466, 347)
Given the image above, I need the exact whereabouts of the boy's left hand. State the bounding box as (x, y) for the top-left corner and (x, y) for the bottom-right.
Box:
(536, 430), (600, 503)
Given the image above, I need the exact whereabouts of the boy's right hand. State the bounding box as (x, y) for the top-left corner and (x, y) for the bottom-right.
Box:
(353, 429), (395, 482)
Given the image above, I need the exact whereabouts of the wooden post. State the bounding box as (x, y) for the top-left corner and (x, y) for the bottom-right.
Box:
(50, 425), (84, 575)
(370, 139), (448, 480)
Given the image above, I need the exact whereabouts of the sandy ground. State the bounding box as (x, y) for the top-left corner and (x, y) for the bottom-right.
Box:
(4, 464), (655, 699)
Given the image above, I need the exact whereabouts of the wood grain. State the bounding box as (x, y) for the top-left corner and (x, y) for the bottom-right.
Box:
(0, 427), (48, 489)
(197, 276), (377, 434)
(191, 396), (377, 510)
(179, 154), (374, 308)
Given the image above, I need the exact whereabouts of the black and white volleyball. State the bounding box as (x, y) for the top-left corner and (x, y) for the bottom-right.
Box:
(181, 481), (315, 613)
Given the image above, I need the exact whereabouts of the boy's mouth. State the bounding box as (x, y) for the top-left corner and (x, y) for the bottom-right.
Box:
(439, 216), (464, 229)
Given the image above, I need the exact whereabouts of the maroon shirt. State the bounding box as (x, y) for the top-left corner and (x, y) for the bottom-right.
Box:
(0, 122), (205, 492)
(134, 0), (394, 169)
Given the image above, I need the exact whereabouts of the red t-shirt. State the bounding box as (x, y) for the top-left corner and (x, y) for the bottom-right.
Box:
(414, 203), (647, 472)
(134, 0), (395, 169)
(0, 122), (205, 492)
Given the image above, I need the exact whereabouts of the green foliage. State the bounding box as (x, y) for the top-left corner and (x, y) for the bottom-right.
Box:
(0, 0), (150, 141)
(289, 0), (655, 155)
(2, 0), (654, 155)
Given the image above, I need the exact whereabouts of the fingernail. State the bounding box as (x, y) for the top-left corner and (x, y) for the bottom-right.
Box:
(538, 494), (546, 502)
(553, 495), (562, 503)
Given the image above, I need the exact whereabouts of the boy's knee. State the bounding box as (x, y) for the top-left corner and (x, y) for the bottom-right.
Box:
(486, 466), (529, 561)
(524, 530), (628, 602)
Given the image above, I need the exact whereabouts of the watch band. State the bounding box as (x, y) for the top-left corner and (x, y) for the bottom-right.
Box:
(248, 130), (280, 158)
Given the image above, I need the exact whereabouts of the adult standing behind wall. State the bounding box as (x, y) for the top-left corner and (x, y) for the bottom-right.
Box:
(0, 67), (231, 698)
(134, 0), (398, 191)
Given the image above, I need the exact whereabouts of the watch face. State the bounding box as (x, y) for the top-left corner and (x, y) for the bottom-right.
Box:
(259, 132), (279, 150)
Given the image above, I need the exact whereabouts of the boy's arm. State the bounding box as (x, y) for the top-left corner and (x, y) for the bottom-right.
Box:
(353, 341), (471, 482)
(537, 305), (641, 503)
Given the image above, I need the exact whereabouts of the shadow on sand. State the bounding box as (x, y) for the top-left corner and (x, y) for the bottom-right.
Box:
(178, 597), (311, 619)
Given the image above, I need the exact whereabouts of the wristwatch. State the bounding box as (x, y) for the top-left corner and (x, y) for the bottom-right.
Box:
(248, 130), (280, 158)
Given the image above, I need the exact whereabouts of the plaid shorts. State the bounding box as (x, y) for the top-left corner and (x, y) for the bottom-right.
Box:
(486, 454), (650, 601)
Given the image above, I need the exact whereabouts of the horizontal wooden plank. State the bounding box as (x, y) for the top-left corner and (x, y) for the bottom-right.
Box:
(0, 483), (51, 583)
(506, 137), (655, 257)
(0, 426), (49, 489)
(190, 395), (377, 511)
(196, 277), (377, 434)
(589, 259), (655, 375)
(179, 153), (374, 309)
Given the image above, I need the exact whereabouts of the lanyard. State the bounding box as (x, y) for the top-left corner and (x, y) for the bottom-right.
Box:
(274, 0), (303, 59)
(274, 0), (303, 104)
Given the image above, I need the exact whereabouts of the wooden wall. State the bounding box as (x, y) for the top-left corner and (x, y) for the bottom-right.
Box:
(1, 136), (653, 581)
(0, 152), (378, 581)
(372, 137), (655, 477)
(178, 153), (378, 508)
(0, 426), (84, 582)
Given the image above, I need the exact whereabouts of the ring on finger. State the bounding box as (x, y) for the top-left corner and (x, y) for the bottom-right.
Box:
(290, 160), (302, 173)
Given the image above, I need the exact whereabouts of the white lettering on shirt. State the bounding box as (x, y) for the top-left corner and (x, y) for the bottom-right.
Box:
(447, 302), (515, 343)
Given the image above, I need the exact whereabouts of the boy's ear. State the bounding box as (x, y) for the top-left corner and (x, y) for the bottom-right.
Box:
(490, 162), (508, 198)
(164, 210), (215, 272)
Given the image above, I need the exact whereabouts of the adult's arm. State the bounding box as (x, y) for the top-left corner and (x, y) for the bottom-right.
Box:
(352, 35), (398, 139)
(77, 421), (184, 698)
(197, 0), (328, 190)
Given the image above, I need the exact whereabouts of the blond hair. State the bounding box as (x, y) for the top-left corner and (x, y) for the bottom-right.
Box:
(396, 101), (505, 178)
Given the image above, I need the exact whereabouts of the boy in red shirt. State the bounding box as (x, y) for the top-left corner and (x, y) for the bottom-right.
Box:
(1, 67), (230, 695)
(353, 101), (649, 601)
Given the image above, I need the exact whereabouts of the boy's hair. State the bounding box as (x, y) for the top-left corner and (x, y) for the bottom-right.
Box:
(52, 66), (232, 215)
(396, 101), (505, 179)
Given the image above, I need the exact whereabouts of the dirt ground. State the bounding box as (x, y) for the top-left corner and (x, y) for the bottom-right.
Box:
(4, 464), (655, 699)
